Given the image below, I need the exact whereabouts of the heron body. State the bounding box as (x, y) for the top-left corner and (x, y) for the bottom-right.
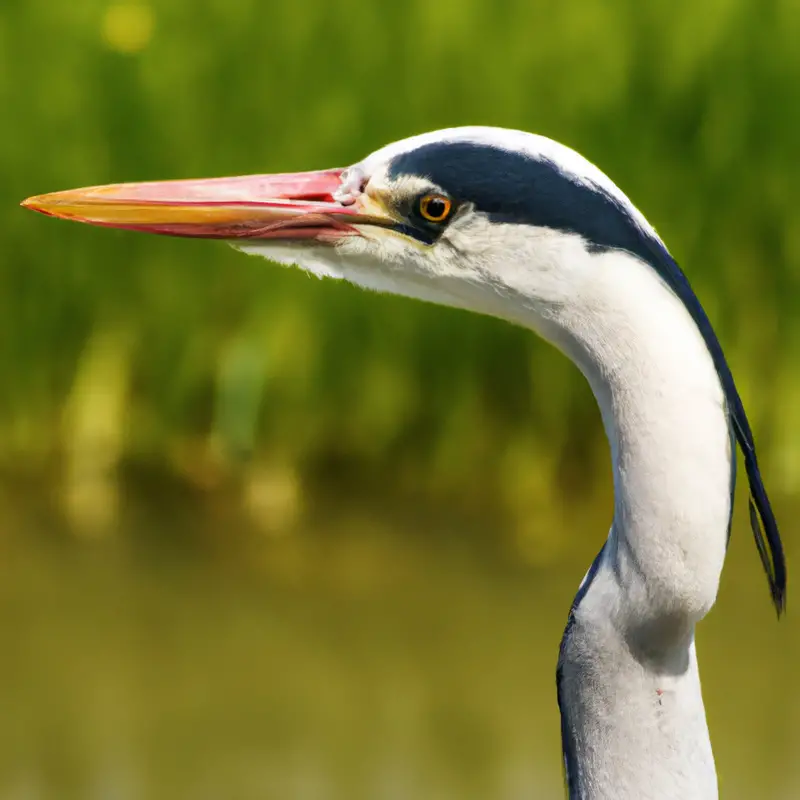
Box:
(23, 126), (786, 799)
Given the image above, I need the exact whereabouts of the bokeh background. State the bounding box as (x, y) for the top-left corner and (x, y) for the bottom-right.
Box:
(2, 0), (799, 797)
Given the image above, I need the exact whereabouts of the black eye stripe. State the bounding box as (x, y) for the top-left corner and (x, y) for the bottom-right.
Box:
(388, 141), (649, 252)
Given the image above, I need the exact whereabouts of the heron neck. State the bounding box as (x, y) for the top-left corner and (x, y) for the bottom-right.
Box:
(535, 248), (732, 799)
(534, 248), (733, 624)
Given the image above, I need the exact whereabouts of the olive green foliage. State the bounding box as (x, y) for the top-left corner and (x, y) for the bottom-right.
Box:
(2, 0), (799, 542)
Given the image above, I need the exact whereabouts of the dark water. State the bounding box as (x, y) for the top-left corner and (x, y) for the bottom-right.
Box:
(0, 490), (795, 799)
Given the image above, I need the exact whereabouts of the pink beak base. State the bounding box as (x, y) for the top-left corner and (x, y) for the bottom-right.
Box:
(21, 169), (375, 242)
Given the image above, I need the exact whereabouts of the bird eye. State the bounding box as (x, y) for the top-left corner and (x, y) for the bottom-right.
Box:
(418, 194), (452, 223)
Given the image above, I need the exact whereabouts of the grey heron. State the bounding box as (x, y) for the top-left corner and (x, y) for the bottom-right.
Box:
(23, 126), (787, 798)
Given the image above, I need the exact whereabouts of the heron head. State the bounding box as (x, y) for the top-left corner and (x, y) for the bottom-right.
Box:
(21, 127), (662, 326)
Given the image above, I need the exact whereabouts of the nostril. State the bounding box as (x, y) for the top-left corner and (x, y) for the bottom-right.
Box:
(334, 166), (366, 205)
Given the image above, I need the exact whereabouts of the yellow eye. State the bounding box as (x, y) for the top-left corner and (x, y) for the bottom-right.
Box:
(418, 194), (452, 223)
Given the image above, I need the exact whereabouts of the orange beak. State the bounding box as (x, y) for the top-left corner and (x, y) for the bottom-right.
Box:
(21, 169), (388, 243)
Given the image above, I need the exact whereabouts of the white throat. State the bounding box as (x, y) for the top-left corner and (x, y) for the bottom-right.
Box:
(552, 247), (732, 622)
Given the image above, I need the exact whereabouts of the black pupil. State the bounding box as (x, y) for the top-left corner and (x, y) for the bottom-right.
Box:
(425, 197), (447, 219)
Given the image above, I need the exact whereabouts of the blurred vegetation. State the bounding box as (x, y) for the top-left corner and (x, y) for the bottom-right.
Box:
(3, 0), (800, 546)
(1, 1), (799, 796)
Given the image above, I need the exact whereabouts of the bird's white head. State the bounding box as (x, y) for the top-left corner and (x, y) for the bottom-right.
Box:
(21, 127), (661, 332)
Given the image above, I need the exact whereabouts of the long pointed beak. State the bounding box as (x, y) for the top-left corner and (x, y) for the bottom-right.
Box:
(21, 169), (389, 242)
